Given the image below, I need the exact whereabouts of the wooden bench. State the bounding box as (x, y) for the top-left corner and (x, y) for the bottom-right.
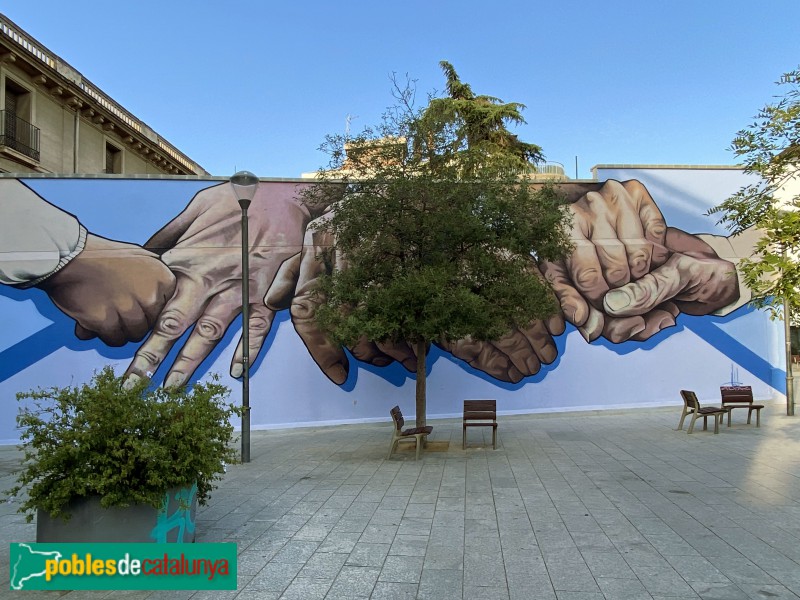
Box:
(388, 405), (433, 461)
(720, 385), (764, 427)
(463, 400), (497, 449)
(678, 390), (728, 434)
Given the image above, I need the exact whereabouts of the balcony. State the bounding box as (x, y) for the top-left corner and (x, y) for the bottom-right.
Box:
(0, 110), (40, 161)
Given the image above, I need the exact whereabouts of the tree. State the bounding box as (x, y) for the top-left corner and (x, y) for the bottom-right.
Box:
(303, 62), (572, 428)
(709, 66), (800, 416)
(709, 67), (800, 317)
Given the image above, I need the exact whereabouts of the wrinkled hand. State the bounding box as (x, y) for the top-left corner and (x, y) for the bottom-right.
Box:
(38, 234), (176, 346)
(264, 216), (420, 385)
(125, 182), (313, 387)
(276, 215), (563, 384)
(539, 180), (739, 343)
(435, 311), (564, 383)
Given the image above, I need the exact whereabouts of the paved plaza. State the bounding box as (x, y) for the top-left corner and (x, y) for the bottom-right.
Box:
(1, 400), (799, 599)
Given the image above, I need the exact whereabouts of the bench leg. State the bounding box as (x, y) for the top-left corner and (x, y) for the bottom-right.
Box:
(713, 413), (720, 434)
(726, 409), (732, 427)
(687, 413), (698, 434)
(677, 407), (688, 430)
(388, 437), (398, 459)
(492, 426), (497, 450)
(463, 425), (467, 450)
(415, 435), (424, 461)
(702, 415), (709, 431)
(751, 407), (761, 427)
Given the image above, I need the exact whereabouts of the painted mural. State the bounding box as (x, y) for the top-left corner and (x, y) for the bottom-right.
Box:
(0, 168), (782, 443)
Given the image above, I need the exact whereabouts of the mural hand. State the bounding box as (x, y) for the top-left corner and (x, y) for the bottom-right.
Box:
(603, 227), (739, 318)
(273, 216), (417, 385)
(38, 234), (176, 346)
(539, 179), (735, 343)
(125, 182), (313, 387)
(437, 313), (564, 383)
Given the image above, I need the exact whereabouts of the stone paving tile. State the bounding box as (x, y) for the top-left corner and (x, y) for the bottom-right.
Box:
(277, 576), (332, 599)
(297, 551), (349, 579)
(326, 565), (380, 599)
(316, 530), (362, 554)
(418, 568), (463, 600)
(346, 542), (391, 567)
(379, 555), (425, 584)
(370, 581), (420, 599)
(595, 577), (653, 599)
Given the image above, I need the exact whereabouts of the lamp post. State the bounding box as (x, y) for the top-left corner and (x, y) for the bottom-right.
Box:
(230, 170), (259, 462)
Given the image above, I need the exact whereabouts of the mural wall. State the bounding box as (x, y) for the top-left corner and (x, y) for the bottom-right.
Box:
(0, 168), (783, 443)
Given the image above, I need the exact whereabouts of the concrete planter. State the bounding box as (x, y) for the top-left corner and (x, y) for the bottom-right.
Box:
(36, 483), (197, 543)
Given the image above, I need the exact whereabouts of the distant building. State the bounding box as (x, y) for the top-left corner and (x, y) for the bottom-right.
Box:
(0, 14), (207, 175)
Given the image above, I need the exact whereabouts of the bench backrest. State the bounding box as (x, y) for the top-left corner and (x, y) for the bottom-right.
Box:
(464, 399), (497, 420)
(390, 405), (404, 430)
(720, 386), (753, 406)
(680, 390), (700, 410)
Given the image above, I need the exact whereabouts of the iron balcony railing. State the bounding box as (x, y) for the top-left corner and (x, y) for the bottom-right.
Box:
(0, 110), (40, 161)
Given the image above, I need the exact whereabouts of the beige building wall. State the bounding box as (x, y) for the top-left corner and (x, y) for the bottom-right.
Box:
(0, 14), (206, 176)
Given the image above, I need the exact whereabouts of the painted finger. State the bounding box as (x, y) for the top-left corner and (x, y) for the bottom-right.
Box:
(664, 227), (718, 259)
(74, 323), (98, 341)
(290, 289), (350, 385)
(265, 252), (301, 311)
(621, 180), (669, 267)
(375, 340), (418, 373)
(539, 259), (591, 327)
(491, 329), (540, 377)
(349, 337), (395, 367)
(158, 286), (241, 388)
(631, 308), (678, 341)
(601, 315), (646, 343)
(566, 237), (609, 309)
(518, 320), (559, 365)
(230, 303), (277, 379)
(603, 253), (737, 317)
(582, 188), (631, 288)
(124, 276), (206, 384)
(441, 337), (523, 383)
(545, 312), (566, 337)
(577, 305), (605, 343)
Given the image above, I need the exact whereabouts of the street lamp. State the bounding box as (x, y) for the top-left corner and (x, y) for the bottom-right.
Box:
(230, 170), (259, 462)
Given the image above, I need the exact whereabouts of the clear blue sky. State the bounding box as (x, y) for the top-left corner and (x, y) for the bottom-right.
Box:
(3, 1), (798, 178)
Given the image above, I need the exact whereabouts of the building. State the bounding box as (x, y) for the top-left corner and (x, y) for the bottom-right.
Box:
(0, 14), (206, 176)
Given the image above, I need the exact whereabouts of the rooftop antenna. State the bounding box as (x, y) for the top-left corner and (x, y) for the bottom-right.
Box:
(345, 114), (358, 139)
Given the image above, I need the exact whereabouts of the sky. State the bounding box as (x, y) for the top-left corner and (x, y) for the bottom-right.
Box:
(2, 1), (798, 179)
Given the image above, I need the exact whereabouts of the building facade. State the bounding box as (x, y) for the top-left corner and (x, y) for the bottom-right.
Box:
(0, 14), (206, 176)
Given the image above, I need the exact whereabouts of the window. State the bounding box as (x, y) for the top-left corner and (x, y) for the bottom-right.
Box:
(1, 78), (38, 160)
(105, 142), (121, 174)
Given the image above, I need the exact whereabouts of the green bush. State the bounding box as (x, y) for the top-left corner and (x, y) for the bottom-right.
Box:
(10, 366), (241, 522)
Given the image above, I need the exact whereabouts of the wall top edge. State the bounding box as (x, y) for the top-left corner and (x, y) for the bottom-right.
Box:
(592, 164), (743, 171)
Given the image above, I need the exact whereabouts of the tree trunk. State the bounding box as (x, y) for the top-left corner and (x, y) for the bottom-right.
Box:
(415, 339), (427, 429)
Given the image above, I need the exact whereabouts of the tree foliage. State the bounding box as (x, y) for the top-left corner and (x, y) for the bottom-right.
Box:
(303, 62), (572, 426)
(709, 67), (800, 319)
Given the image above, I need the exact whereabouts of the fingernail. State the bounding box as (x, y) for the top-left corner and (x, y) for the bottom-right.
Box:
(402, 358), (418, 373)
(231, 364), (243, 378)
(165, 372), (185, 388)
(604, 290), (631, 312)
(330, 365), (347, 385)
(122, 374), (140, 390)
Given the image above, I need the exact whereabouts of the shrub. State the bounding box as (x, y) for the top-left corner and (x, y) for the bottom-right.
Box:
(10, 367), (240, 522)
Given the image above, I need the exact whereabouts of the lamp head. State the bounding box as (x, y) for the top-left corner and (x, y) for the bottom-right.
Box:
(230, 170), (259, 209)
